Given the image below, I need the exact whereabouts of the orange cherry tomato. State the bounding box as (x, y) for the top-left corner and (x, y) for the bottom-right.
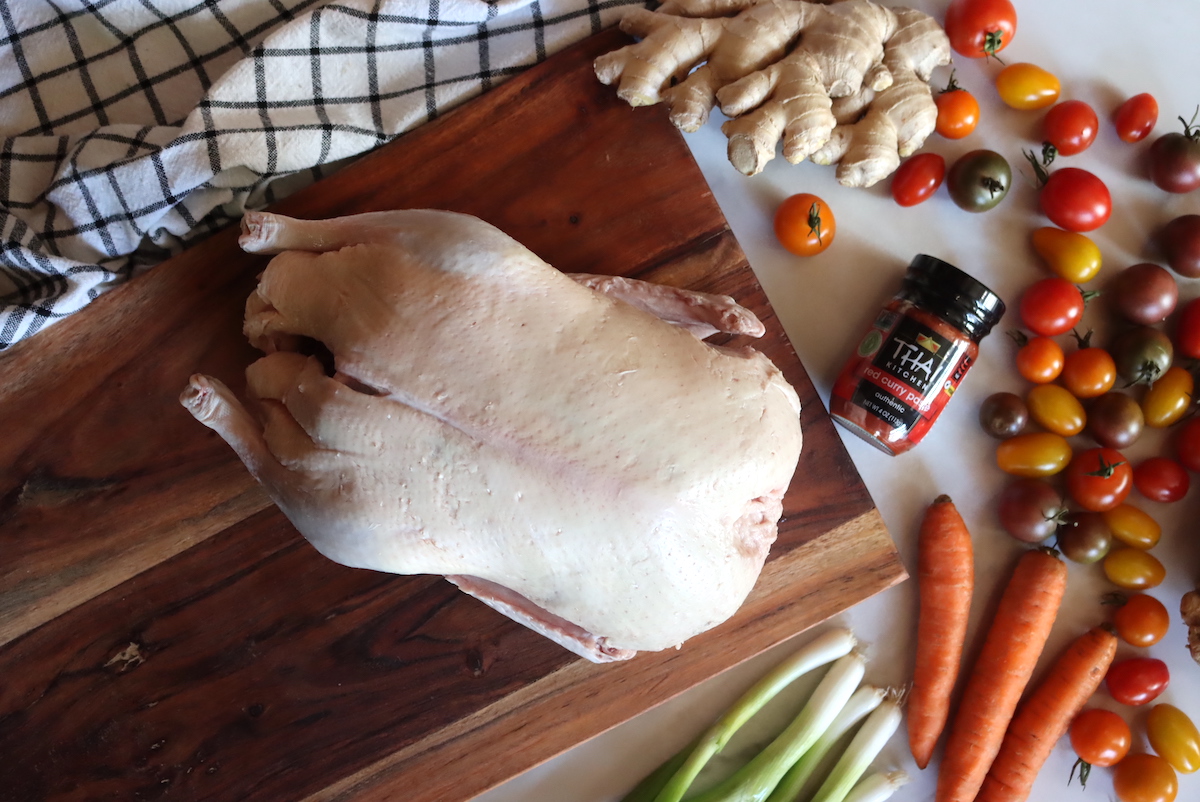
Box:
(1112, 753), (1178, 802)
(1070, 708), (1131, 768)
(935, 76), (981, 139)
(774, 194), (835, 256)
(996, 432), (1072, 477)
(1013, 333), (1064, 383)
(1061, 345), (1117, 398)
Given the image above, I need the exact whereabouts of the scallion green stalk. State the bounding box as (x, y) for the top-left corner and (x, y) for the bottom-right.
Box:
(808, 695), (903, 802)
(650, 628), (857, 802)
(763, 685), (886, 802)
(686, 651), (867, 802)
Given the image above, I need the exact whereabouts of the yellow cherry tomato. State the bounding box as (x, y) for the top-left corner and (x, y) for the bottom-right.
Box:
(1026, 384), (1086, 436)
(996, 432), (1073, 477)
(1102, 504), (1162, 549)
(1147, 704), (1200, 774)
(1031, 227), (1103, 283)
(774, 194), (835, 256)
(1142, 366), (1194, 428)
(1104, 548), (1166, 590)
(996, 63), (1061, 110)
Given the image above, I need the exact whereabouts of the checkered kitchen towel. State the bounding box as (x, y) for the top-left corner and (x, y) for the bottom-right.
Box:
(0, 0), (643, 349)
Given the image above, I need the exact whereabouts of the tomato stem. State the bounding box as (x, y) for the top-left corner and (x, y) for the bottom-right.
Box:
(1023, 149), (1050, 187)
(1007, 329), (1029, 348)
(982, 30), (1006, 63)
(941, 70), (963, 94)
(1180, 106), (1200, 140)
(807, 202), (824, 243)
(1068, 757), (1092, 788)
(1071, 328), (1094, 349)
(1084, 453), (1126, 478)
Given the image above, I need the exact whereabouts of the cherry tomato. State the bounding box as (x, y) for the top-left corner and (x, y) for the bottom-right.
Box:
(1107, 657), (1169, 705)
(1026, 384), (1085, 436)
(1113, 753), (1178, 802)
(1019, 277), (1084, 337)
(1149, 111), (1200, 194)
(1102, 503), (1161, 549)
(943, 0), (1017, 59)
(1112, 326), (1174, 388)
(1066, 446), (1132, 511)
(1104, 547), (1166, 590)
(1159, 214), (1200, 278)
(996, 432), (1072, 477)
(775, 194), (835, 256)
(1031, 226), (1102, 283)
(1141, 366), (1194, 428)
(1176, 417), (1200, 472)
(1058, 511), (1112, 564)
(996, 63), (1060, 110)
(1088, 392), (1144, 450)
(1044, 100), (1099, 156)
(1134, 457), (1190, 502)
(1176, 297), (1200, 359)
(935, 80), (980, 139)
(1070, 708), (1131, 767)
(1147, 704), (1200, 774)
(979, 392), (1028, 438)
(947, 150), (1011, 212)
(891, 153), (945, 206)
(1013, 333), (1063, 383)
(1061, 345), (1116, 399)
(1111, 593), (1170, 646)
(1039, 167), (1112, 232)
(997, 478), (1065, 543)
(1110, 262), (1178, 326)
(1114, 93), (1159, 143)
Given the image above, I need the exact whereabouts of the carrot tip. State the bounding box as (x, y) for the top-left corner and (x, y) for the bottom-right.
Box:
(933, 494), (953, 504)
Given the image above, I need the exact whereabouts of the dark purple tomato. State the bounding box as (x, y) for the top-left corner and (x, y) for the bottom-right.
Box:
(1057, 510), (1113, 564)
(1109, 263), (1178, 325)
(1149, 114), (1200, 193)
(980, 392), (1029, 438)
(997, 478), (1066, 543)
(1159, 214), (1200, 278)
(1087, 392), (1145, 450)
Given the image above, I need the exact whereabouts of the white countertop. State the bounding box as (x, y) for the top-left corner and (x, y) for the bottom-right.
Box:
(477, 1), (1200, 799)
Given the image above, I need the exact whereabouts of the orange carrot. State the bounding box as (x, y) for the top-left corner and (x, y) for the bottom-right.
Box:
(975, 625), (1118, 802)
(935, 548), (1068, 802)
(908, 494), (974, 770)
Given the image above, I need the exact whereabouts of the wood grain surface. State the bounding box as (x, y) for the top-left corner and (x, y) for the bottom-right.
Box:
(0, 29), (904, 802)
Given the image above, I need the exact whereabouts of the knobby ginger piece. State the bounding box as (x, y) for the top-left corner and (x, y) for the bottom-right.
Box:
(594, 0), (950, 185)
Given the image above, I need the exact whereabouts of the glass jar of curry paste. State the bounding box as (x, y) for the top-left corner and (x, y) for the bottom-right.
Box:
(830, 255), (1005, 455)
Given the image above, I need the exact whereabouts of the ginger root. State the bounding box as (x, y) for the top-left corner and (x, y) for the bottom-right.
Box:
(1184, 588), (1200, 666)
(594, 0), (950, 186)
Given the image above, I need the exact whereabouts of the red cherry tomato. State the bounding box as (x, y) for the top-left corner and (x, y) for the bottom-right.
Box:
(1177, 418), (1200, 472)
(1019, 277), (1084, 337)
(1066, 447), (1132, 511)
(1107, 657), (1169, 706)
(1070, 708), (1132, 767)
(1176, 297), (1200, 359)
(1040, 167), (1112, 232)
(891, 153), (946, 206)
(1044, 100), (1099, 156)
(943, 0), (1017, 59)
(1114, 93), (1159, 143)
(1134, 457), (1190, 502)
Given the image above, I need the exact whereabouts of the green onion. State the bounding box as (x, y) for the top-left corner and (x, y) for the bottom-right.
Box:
(650, 628), (857, 802)
(763, 686), (886, 802)
(808, 695), (903, 802)
(686, 651), (867, 802)
(841, 770), (910, 802)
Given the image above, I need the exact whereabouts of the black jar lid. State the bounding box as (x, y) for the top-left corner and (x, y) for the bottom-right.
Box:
(901, 254), (1006, 341)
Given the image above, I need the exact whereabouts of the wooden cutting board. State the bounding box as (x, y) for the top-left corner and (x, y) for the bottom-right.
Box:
(0, 29), (904, 802)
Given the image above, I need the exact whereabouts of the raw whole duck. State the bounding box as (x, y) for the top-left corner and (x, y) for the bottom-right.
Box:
(181, 210), (803, 662)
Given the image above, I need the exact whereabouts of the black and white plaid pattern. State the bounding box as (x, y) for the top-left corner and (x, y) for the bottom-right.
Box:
(0, 0), (642, 349)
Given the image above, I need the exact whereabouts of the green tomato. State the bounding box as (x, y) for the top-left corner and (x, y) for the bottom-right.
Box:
(948, 150), (1012, 212)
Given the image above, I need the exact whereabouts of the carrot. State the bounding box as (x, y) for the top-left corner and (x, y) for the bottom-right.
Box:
(908, 494), (974, 770)
(975, 625), (1118, 802)
(935, 547), (1068, 802)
